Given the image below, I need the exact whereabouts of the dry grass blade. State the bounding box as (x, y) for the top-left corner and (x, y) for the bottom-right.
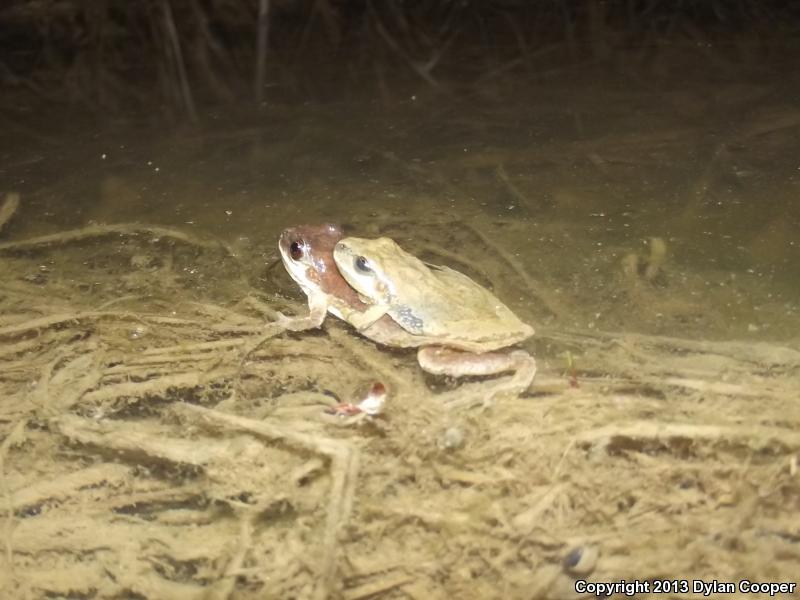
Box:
(171, 404), (360, 600)
(578, 420), (800, 451)
(0, 222), (234, 255)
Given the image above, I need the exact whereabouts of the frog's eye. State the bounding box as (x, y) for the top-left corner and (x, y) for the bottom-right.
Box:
(354, 256), (372, 273)
(290, 241), (305, 261)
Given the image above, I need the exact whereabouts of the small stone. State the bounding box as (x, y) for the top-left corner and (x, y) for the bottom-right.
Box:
(563, 544), (599, 576)
(130, 325), (147, 340)
(438, 427), (465, 451)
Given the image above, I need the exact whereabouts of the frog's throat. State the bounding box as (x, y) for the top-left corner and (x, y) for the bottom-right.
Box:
(356, 292), (373, 305)
(303, 267), (321, 285)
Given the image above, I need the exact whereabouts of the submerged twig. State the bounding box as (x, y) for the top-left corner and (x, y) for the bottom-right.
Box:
(578, 420), (800, 451)
(172, 404), (359, 600)
(0, 193), (20, 234)
(495, 164), (537, 209)
(254, 0), (271, 105)
(0, 310), (202, 338)
(367, 1), (441, 88)
(1, 420), (28, 569)
(202, 512), (254, 600)
(460, 221), (567, 319)
(161, 0), (197, 121)
(0, 222), (234, 255)
(9, 464), (132, 514)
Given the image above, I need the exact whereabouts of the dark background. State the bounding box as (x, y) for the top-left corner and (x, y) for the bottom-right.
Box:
(2, 0), (799, 118)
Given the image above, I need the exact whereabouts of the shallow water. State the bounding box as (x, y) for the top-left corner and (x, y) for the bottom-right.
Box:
(4, 67), (798, 344)
(3, 56), (800, 600)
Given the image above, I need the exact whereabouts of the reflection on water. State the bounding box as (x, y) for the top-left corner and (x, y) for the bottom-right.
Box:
(2, 72), (799, 343)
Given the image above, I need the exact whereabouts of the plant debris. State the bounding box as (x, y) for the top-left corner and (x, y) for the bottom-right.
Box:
(1, 212), (799, 599)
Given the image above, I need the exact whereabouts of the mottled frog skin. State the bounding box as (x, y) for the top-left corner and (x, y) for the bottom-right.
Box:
(332, 236), (534, 353)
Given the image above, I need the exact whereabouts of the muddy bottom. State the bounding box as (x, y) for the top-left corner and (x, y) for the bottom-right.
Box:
(1, 65), (799, 599)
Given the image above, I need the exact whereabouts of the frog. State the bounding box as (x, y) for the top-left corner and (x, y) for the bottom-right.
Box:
(278, 223), (360, 330)
(279, 225), (536, 404)
(331, 236), (536, 401)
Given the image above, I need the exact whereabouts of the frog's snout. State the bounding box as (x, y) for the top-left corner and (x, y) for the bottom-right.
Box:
(334, 241), (353, 259)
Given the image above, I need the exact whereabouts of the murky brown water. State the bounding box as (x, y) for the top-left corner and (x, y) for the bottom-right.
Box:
(2, 57), (800, 600)
(4, 67), (799, 342)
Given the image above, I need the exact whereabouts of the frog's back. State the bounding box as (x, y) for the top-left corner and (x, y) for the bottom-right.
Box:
(388, 262), (533, 352)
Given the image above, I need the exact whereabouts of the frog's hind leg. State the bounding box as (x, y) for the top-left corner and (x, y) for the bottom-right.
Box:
(417, 346), (537, 408)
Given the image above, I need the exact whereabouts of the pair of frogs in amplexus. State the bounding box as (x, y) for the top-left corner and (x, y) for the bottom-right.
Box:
(278, 224), (536, 406)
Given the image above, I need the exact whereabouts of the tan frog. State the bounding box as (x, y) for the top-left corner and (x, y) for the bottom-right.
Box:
(333, 235), (537, 402)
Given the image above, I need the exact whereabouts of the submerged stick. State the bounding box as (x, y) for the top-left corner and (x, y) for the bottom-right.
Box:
(0, 311), (202, 338)
(9, 464), (131, 513)
(0, 222), (234, 255)
(0, 192), (20, 233)
(495, 164), (537, 209)
(54, 414), (239, 467)
(368, 2), (439, 88)
(173, 404), (359, 600)
(461, 222), (566, 319)
(82, 368), (236, 404)
(2, 420), (30, 573)
(162, 0), (197, 121)
(578, 420), (800, 451)
(205, 514), (254, 600)
(254, 0), (271, 105)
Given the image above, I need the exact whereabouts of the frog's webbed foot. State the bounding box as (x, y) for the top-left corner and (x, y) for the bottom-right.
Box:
(417, 346), (537, 408)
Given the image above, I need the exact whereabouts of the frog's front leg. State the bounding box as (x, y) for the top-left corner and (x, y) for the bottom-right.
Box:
(346, 304), (392, 331)
(278, 292), (329, 331)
